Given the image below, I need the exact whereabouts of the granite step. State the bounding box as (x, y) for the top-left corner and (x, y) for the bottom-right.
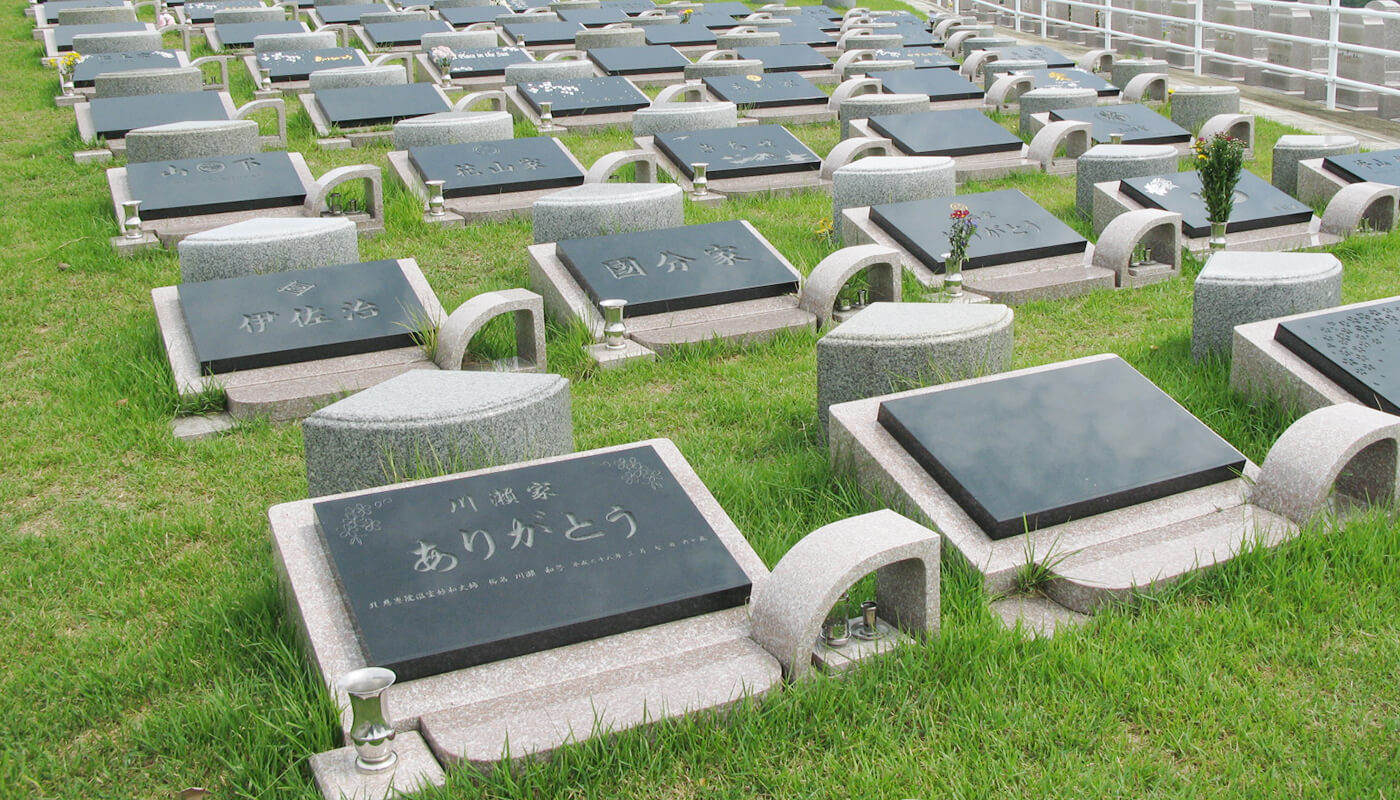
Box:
(965, 264), (1117, 304)
(225, 358), (434, 421)
(630, 306), (816, 352)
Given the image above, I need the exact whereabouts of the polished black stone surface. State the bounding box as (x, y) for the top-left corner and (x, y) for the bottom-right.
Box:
(126, 151), (305, 219)
(502, 19), (583, 45)
(867, 108), (1022, 157)
(887, 23), (936, 47)
(556, 220), (798, 316)
(878, 357), (1247, 539)
(587, 45), (690, 76)
(653, 124), (820, 180)
(868, 67), (983, 101)
(1048, 104), (1190, 145)
(556, 6), (628, 25)
(439, 5), (504, 26)
(991, 44), (1075, 68)
(314, 83), (450, 127)
(870, 188), (1087, 271)
(702, 73), (826, 108)
(72, 50), (182, 87)
(1013, 67), (1119, 97)
(409, 137), (584, 197)
(1276, 300), (1400, 415)
(1322, 149), (1400, 186)
(177, 260), (425, 373)
(214, 20), (306, 47)
(363, 19), (451, 46)
(444, 46), (531, 77)
(775, 22), (836, 46)
(1119, 170), (1314, 237)
(312, 3), (389, 24)
(182, 0), (262, 23)
(54, 22), (149, 50)
(517, 76), (649, 117)
(89, 90), (229, 139)
(258, 47), (365, 81)
(868, 47), (957, 69)
(311, 443), (753, 680)
(734, 44), (831, 72)
(642, 24), (717, 46)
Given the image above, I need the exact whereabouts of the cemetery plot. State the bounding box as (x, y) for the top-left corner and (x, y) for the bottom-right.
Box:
(867, 108), (1022, 157)
(181, 0), (263, 24)
(314, 83), (451, 127)
(72, 50), (182, 86)
(991, 44), (1075, 68)
(703, 73), (826, 108)
(214, 20), (307, 47)
(408, 137), (585, 197)
(125, 151), (306, 219)
(517, 76), (650, 117)
(1119, 170), (1314, 236)
(439, 5), (503, 26)
(257, 47), (366, 82)
(587, 45), (690, 76)
(653, 124), (820, 180)
(443, 46), (531, 77)
(52, 21), (148, 50)
(642, 24), (718, 47)
(362, 20), (452, 47)
(868, 47), (958, 69)
(1048, 104), (1190, 145)
(311, 4), (391, 25)
(868, 67), (984, 101)
(88, 91), (230, 139)
(869, 188), (1087, 271)
(1322, 149), (1400, 185)
(1013, 67), (1119, 97)
(1274, 299), (1400, 415)
(555, 220), (800, 316)
(176, 260), (426, 373)
(876, 356), (1246, 539)
(556, 7), (628, 26)
(310, 443), (753, 680)
(734, 44), (832, 73)
(502, 20), (583, 45)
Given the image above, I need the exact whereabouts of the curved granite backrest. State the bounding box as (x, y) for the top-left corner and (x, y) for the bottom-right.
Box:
(503, 59), (594, 86)
(94, 66), (204, 99)
(360, 9), (432, 23)
(57, 6), (139, 25)
(632, 101), (738, 136)
(214, 6), (288, 24)
(125, 119), (262, 163)
(308, 64), (407, 91)
(71, 30), (163, 53)
(178, 217), (361, 283)
(391, 110), (513, 148)
(253, 30), (340, 54)
(435, 0), (496, 7)
(420, 30), (499, 52)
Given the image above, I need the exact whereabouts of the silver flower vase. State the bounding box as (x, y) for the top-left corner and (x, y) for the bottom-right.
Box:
(340, 667), (398, 773)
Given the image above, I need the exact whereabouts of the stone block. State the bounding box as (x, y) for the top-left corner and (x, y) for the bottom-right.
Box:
(94, 67), (205, 99)
(1076, 142), (1179, 221)
(1272, 134), (1360, 197)
(254, 31), (339, 54)
(420, 31), (499, 52)
(532, 183), (683, 243)
(308, 732), (446, 800)
(1110, 57), (1169, 87)
(504, 60), (595, 85)
(214, 6), (288, 24)
(309, 65), (408, 91)
(574, 27), (646, 50)
(1191, 251), (1342, 360)
(1169, 84), (1240, 133)
(177, 217), (360, 283)
(684, 56), (763, 80)
(836, 93), (927, 138)
(1018, 87), (1097, 136)
(716, 30), (782, 49)
(983, 58), (1046, 91)
(391, 111), (513, 148)
(57, 6), (138, 24)
(831, 156), (955, 239)
(70, 30), (163, 54)
(124, 120), (261, 163)
(632, 101), (738, 136)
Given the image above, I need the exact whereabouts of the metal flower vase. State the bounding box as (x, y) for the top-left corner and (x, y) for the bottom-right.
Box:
(600, 298), (628, 349)
(340, 667), (398, 773)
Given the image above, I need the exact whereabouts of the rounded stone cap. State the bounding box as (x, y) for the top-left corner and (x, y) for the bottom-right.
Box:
(308, 371), (570, 428)
(537, 182), (681, 205)
(826, 302), (1013, 344)
(835, 154), (954, 178)
(309, 65), (407, 91)
(1275, 134), (1359, 150)
(182, 216), (354, 246)
(391, 111), (513, 148)
(1022, 86), (1098, 101)
(1197, 251), (1343, 285)
(1081, 143), (1180, 162)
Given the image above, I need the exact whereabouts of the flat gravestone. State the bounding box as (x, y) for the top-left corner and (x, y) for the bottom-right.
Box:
(439, 6), (503, 27)
(870, 48), (958, 70)
(446, 47), (531, 77)
(643, 25), (717, 47)
(653, 124), (820, 179)
(258, 48), (364, 82)
(588, 45), (690, 76)
(878, 356), (1247, 539)
(992, 44), (1074, 68)
(54, 22), (148, 50)
(363, 20), (452, 47)
(702, 73), (826, 109)
(869, 67), (984, 101)
(1322, 149), (1400, 186)
(1275, 299), (1400, 415)
(1049, 104), (1190, 145)
(686, 12), (753, 29)
(216, 20), (307, 47)
(315, 83), (450, 127)
(177, 259), (425, 373)
(775, 22), (836, 47)
(556, 8), (628, 26)
(887, 24), (936, 48)
(89, 91), (230, 139)
(310, 443), (753, 680)
(72, 50), (182, 87)
(409, 137), (584, 197)
(315, 4), (393, 24)
(1016, 67), (1119, 97)
(556, 219), (799, 316)
(868, 108), (1022, 157)
(502, 20), (583, 45)
(870, 188), (1087, 271)
(1119, 170), (1314, 236)
(517, 76), (650, 117)
(700, 1), (761, 17)
(127, 151), (306, 219)
(183, 0), (263, 23)
(734, 44), (831, 73)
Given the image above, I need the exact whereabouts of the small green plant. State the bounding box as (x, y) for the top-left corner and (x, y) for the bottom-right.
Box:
(176, 378), (227, 416)
(394, 300), (440, 362)
(1011, 529), (1074, 596)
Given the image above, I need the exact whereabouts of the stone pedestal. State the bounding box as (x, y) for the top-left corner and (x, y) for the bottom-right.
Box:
(1075, 143), (1179, 222)
(1169, 84), (1239, 134)
(1271, 135), (1360, 197)
(1191, 251), (1343, 361)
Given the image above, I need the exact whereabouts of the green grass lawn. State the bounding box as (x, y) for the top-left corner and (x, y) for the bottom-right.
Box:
(2, 2), (1399, 797)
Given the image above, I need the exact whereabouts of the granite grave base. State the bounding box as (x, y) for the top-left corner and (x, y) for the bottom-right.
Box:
(386, 136), (589, 223)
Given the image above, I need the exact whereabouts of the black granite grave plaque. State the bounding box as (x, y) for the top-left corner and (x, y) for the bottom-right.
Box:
(653, 124), (820, 180)
(72, 50), (182, 87)
(517, 76), (649, 117)
(868, 67), (983, 101)
(587, 45), (689, 75)
(868, 47), (957, 70)
(887, 23), (936, 47)
(258, 47), (365, 81)
(702, 73), (826, 108)
(440, 5), (504, 26)
(878, 357), (1247, 539)
(315, 83), (450, 127)
(89, 90), (230, 139)
(991, 44), (1075, 68)
(126, 151), (306, 219)
(409, 137), (584, 197)
(557, 7), (628, 25)
(643, 24), (717, 46)
(1322, 149), (1400, 186)
(502, 20), (583, 45)
(1119, 170), (1314, 236)
(600, 0), (656, 14)
(1275, 300), (1400, 415)
(555, 220), (799, 315)
(177, 260), (425, 373)
(311, 443), (753, 680)
(776, 22), (836, 46)
(363, 19), (451, 47)
(1014, 67), (1119, 97)
(54, 22), (149, 50)
(215, 20), (306, 47)
(867, 108), (1022, 157)
(734, 44), (831, 73)
(1048, 104), (1190, 145)
(183, 0), (263, 23)
(870, 188), (1088, 270)
(313, 3), (390, 24)
(445, 46), (531, 77)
